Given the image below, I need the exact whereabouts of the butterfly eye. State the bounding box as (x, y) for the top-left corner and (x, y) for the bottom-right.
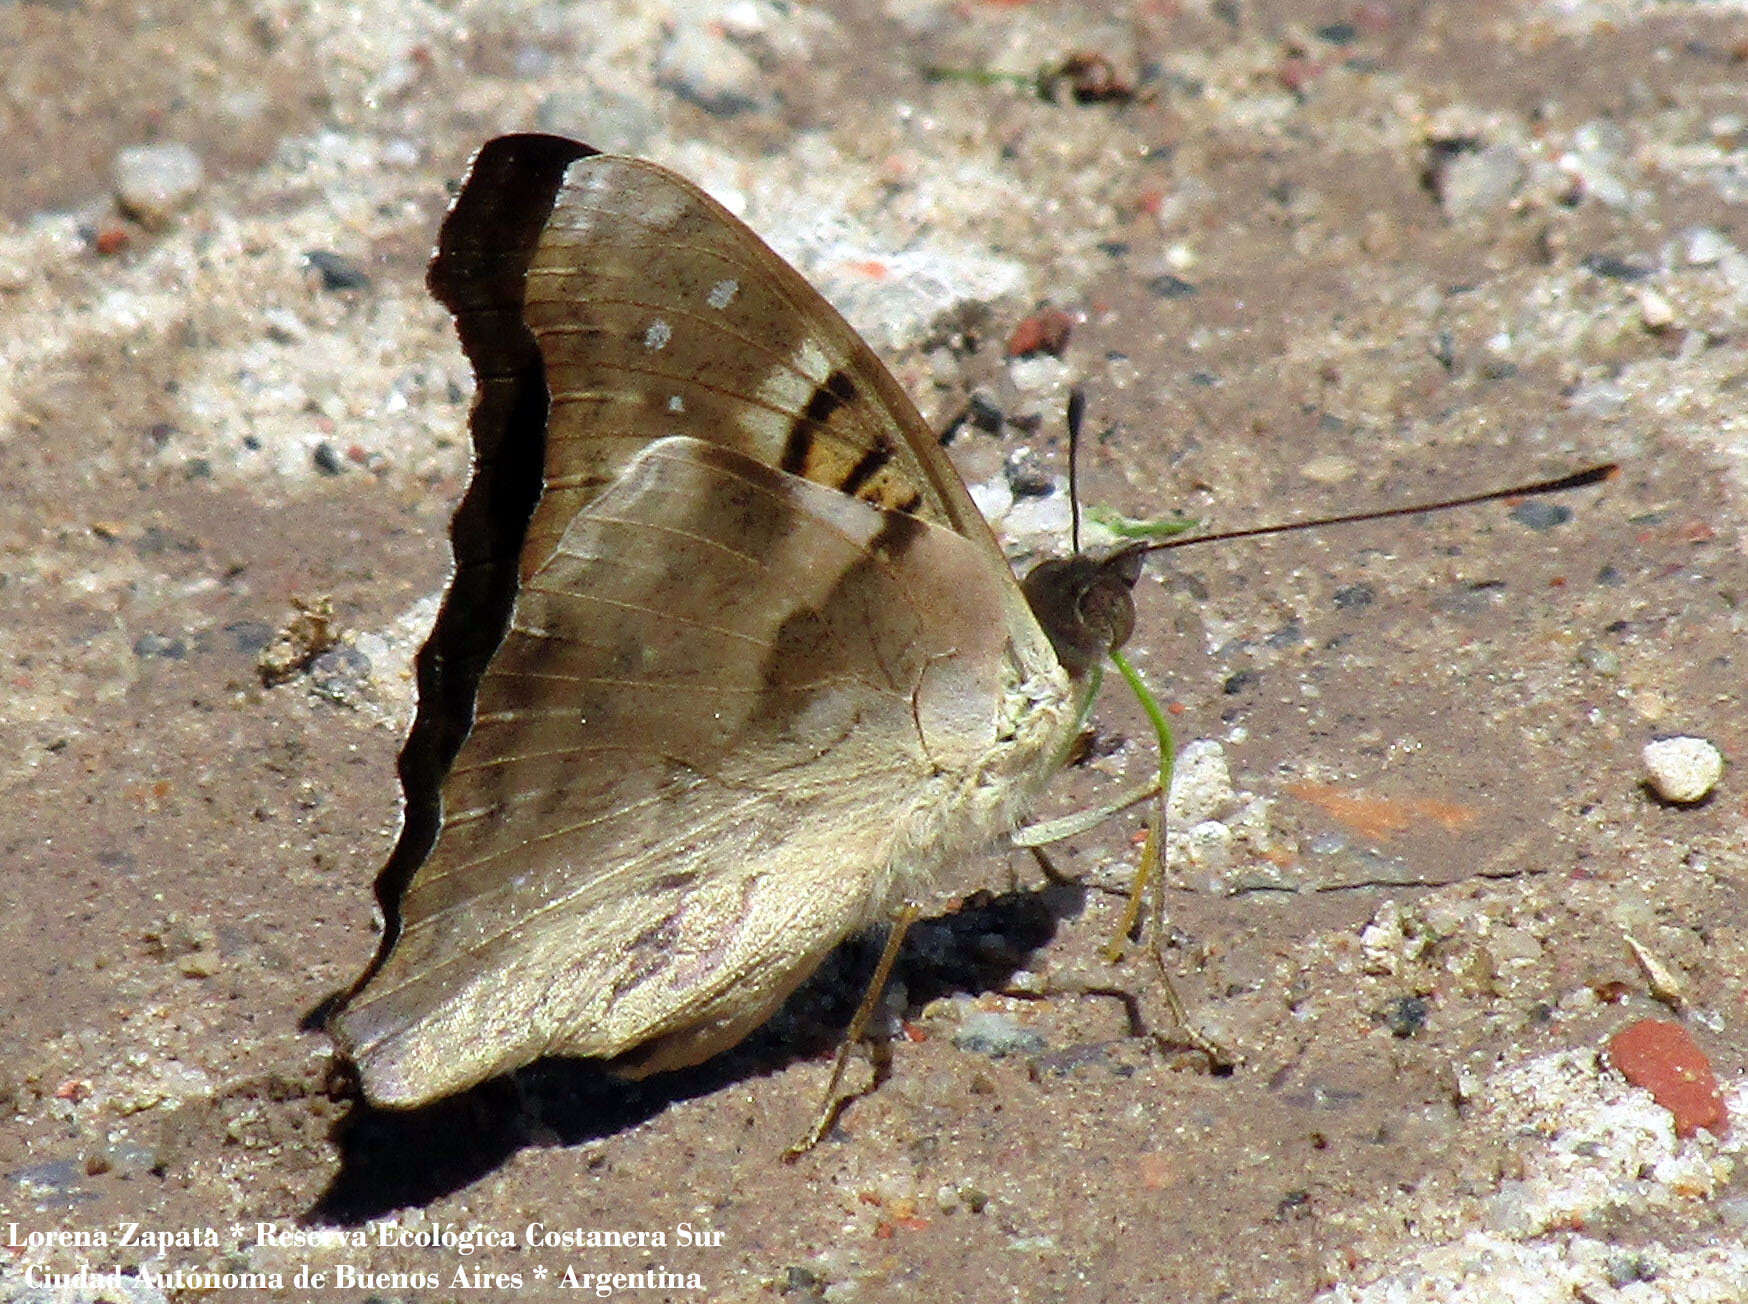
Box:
(1020, 551), (1142, 676)
(1078, 570), (1138, 657)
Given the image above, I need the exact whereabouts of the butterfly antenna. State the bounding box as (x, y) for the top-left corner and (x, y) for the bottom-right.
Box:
(1066, 386), (1086, 554)
(1135, 463), (1617, 555)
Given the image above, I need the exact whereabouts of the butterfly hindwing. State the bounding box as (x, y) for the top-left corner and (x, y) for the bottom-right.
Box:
(331, 435), (1074, 1104)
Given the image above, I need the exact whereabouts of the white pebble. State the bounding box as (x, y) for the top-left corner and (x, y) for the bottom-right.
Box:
(1168, 739), (1236, 826)
(113, 142), (205, 226)
(656, 22), (765, 116)
(1637, 287), (1675, 331)
(1299, 453), (1356, 485)
(1435, 143), (1523, 220)
(1005, 353), (1069, 397)
(1642, 736), (1723, 804)
(1682, 225), (1733, 267)
(967, 474), (1014, 526)
(1180, 819), (1234, 874)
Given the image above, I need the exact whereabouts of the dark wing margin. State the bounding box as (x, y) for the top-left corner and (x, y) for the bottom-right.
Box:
(327, 135), (600, 1014)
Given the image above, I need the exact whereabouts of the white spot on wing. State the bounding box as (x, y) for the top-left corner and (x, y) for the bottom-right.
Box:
(644, 318), (672, 351)
(707, 278), (739, 310)
(795, 337), (829, 382)
(748, 337), (835, 450)
(755, 356), (815, 414)
(668, 394), (685, 413)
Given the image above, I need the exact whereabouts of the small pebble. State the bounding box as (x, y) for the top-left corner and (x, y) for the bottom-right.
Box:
(1637, 287), (1675, 331)
(1607, 1018), (1727, 1137)
(1380, 995), (1430, 1038)
(1581, 252), (1652, 282)
(1510, 500), (1571, 531)
(309, 645), (373, 706)
(1168, 739), (1236, 826)
(113, 142), (205, 227)
(1681, 226), (1732, 267)
(312, 442), (346, 475)
(965, 391), (1004, 432)
(952, 1010), (1045, 1058)
(1003, 447), (1053, 498)
(90, 1141), (159, 1179)
(967, 474), (1013, 526)
(1624, 933), (1686, 1009)
(224, 620), (276, 654)
(1222, 668), (1259, 695)
(179, 951), (219, 978)
(1029, 1042), (1123, 1079)
(1264, 619), (1304, 648)
(1005, 307), (1074, 359)
(132, 632), (186, 660)
(1299, 453), (1356, 485)
(7, 1159), (84, 1199)
(1564, 122), (1633, 210)
(1005, 353), (1068, 398)
(656, 22), (765, 116)
(1146, 273), (1197, 299)
(1432, 142), (1523, 220)
(303, 250), (371, 291)
(1179, 819), (1235, 876)
(1642, 736), (1723, 803)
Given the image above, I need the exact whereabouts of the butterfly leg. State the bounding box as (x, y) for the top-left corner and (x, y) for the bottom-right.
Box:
(1026, 845), (1094, 891)
(1008, 777), (1162, 848)
(1019, 800), (1232, 1069)
(784, 902), (921, 1160)
(1103, 806), (1234, 1068)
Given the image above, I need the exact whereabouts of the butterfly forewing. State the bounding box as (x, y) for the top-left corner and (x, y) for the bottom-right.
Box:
(469, 146), (1001, 578)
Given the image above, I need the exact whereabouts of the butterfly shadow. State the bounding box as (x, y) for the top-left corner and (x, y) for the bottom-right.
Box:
(304, 882), (1084, 1222)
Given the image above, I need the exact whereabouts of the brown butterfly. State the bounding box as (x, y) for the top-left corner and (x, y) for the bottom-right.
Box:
(327, 134), (1143, 1107)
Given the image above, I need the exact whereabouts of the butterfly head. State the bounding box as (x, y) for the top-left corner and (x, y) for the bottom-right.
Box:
(1019, 546), (1144, 679)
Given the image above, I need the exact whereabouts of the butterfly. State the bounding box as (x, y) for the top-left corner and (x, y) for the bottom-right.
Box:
(326, 134), (1148, 1108)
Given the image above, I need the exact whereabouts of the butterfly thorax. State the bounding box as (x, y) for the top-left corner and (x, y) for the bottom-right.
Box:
(1019, 547), (1144, 679)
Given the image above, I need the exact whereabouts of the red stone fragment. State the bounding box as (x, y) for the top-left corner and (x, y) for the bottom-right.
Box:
(1607, 1019), (1728, 1137)
(1006, 306), (1074, 358)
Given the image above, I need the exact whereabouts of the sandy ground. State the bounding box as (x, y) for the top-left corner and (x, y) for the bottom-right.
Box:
(2, 1), (1745, 1301)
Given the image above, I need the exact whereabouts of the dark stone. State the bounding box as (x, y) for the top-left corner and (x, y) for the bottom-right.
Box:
(303, 250), (372, 291)
(1581, 253), (1652, 281)
(1510, 500), (1572, 531)
(1380, 995), (1430, 1038)
(1147, 273), (1197, 299)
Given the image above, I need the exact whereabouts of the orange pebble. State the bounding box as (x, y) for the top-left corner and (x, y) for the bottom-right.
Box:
(1005, 307), (1074, 359)
(1607, 1019), (1727, 1138)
